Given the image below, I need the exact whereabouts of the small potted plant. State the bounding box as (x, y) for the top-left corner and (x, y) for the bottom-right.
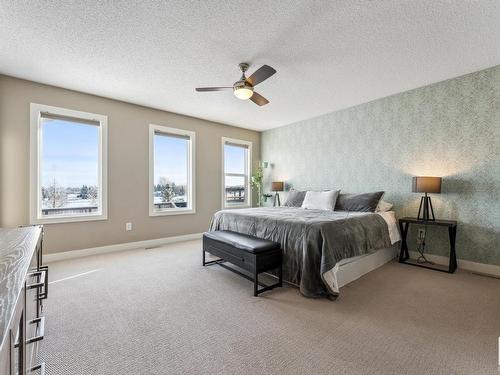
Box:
(251, 161), (264, 207)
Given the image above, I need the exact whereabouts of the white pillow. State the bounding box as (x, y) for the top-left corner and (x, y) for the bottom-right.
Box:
(301, 190), (340, 210)
(376, 200), (393, 212)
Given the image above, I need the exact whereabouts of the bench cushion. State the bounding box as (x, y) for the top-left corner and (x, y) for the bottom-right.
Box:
(204, 230), (280, 254)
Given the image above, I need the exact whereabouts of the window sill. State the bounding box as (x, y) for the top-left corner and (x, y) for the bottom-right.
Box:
(149, 209), (196, 217)
(30, 214), (108, 225)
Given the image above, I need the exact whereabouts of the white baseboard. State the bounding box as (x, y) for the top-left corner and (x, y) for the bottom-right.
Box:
(408, 251), (500, 278)
(45, 232), (204, 263)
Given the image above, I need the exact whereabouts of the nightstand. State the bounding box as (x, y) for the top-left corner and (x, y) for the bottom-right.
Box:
(398, 217), (458, 273)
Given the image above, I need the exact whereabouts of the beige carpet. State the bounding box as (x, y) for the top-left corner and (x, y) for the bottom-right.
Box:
(39, 239), (500, 374)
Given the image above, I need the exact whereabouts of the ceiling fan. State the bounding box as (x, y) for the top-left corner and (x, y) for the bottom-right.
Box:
(195, 63), (276, 106)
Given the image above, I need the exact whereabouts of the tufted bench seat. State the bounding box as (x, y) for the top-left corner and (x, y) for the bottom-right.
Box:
(203, 230), (283, 296)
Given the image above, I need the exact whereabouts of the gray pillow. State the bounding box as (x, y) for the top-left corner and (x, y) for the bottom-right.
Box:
(335, 191), (385, 212)
(283, 189), (307, 207)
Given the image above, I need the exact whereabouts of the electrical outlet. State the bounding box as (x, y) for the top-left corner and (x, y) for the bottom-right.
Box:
(125, 222), (132, 231)
(417, 228), (425, 244)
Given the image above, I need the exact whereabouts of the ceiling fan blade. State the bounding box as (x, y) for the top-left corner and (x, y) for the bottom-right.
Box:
(247, 65), (276, 86)
(249, 92), (269, 106)
(195, 87), (232, 92)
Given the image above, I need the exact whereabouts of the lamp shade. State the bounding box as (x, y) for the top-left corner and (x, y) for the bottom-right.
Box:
(272, 181), (284, 192)
(412, 176), (441, 194)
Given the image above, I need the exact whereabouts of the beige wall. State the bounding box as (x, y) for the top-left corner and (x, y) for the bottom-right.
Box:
(0, 75), (260, 254)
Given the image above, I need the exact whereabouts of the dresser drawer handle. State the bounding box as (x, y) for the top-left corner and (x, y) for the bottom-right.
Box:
(26, 316), (45, 344)
(38, 266), (49, 300)
(26, 281), (44, 289)
(27, 270), (44, 278)
(27, 269), (48, 300)
(29, 362), (45, 374)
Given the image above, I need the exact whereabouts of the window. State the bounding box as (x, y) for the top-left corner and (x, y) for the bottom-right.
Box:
(30, 103), (108, 223)
(222, 137), (252, 208)
(149, 124), (195, 216)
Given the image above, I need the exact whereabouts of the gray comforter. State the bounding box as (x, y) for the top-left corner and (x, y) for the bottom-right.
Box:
(209, 207), (391, 298)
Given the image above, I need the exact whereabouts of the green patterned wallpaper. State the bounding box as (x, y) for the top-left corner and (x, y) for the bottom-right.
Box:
(262, 65), (500, 266)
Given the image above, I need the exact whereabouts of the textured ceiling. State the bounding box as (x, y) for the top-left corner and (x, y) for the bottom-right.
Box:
(1, 1), (500, 131)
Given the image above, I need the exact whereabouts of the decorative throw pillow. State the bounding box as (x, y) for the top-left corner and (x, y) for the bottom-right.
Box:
(301, 190), (340, 210)
(283, 189), (307, 207)
(376, 200), (393, 212)
(335, 191), (385, 212)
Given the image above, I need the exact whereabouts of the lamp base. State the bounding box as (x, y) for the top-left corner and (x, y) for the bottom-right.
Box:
(273, 192), (281, 207)
(417, 193), (435, 221)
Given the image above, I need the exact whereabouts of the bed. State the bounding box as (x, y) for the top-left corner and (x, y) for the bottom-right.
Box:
(209, 207), (400, 298)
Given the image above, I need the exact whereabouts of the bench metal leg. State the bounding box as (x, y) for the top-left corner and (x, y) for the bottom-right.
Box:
(254, 265), (283, 296)
(203, 247), (282, 297)
(278, 264), (283, 287)
(254, 280), (282, 295)
(254, 268), (259, 297)
(203, 249), (226, 267)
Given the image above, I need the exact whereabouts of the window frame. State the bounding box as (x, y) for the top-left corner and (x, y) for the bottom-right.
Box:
(221, 137), (252, 209)
(29, 103), (108, 224)
(149, 124), (196, 217)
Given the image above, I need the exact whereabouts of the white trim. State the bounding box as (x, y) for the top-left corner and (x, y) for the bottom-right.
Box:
(408, 251), (500, 278)
(148, 124), (196, 216)
(29, 103), (108, 224)
(44, 232), (204, 263)
(221, 137), (252, 209)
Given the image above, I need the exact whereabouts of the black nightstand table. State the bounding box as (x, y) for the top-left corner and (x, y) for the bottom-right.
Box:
(398, 217), (458, 273)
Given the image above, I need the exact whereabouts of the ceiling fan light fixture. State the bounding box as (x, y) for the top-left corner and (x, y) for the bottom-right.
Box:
(195, 63), (275, 106)
(233, 85), (253, 100)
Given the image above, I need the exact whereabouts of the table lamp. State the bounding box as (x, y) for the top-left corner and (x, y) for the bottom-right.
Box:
(272, 181), (284, 207)
(412, 176), (442, 221)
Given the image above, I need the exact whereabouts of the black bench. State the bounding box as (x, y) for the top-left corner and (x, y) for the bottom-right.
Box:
(203, 231), (283, 296)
